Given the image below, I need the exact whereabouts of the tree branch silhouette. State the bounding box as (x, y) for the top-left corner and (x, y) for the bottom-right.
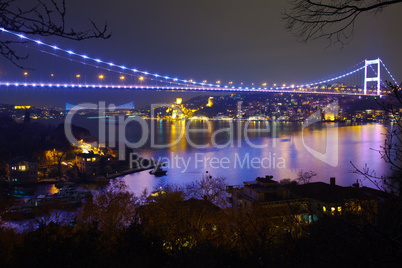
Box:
(0, 0), (111, 67)
(283, 0), (402, 45)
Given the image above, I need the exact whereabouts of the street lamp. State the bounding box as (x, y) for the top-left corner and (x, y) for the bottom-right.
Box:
(76, 74), (80, 84)
(98, 74), (104, 84)
(120, 75), (125, 85)
(23, 72), (28, 83)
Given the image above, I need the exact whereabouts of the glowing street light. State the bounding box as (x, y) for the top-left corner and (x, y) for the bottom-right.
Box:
(76, 74), (80, 83)
(228, 81), (233, 85)
(203, 80), (207, 83)
(120, 75), (125, 85)
(23, 72), (28, 83)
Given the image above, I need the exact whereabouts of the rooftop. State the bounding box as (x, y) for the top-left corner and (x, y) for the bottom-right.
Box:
(7, 156), (38, 165)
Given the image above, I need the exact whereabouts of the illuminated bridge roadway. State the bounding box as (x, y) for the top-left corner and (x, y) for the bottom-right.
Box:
(0, 28), (399, 96)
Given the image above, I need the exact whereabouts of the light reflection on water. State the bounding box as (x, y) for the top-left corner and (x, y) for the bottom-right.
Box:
(38, 118), (392, 195)
(120, 120), (391, 195)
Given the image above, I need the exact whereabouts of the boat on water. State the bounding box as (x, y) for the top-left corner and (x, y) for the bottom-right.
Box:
(149, 165), (167, 176)
(54, 186), (92, 201)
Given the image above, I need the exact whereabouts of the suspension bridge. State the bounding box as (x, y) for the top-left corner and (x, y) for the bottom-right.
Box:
(0, 28), (399, 96)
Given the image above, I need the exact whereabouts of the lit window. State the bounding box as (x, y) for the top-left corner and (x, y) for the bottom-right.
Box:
(19, 165), (26, 171)
(323, 206), (326, 212)
(87, 158), (91, 162)
(331, 207), (335, 212)
(92, 158), (96, 161)
(12, 166), (16, 170)
(337, 206), (342, 212)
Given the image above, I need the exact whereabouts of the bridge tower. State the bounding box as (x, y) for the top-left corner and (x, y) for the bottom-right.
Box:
(364, 58), (381, 95)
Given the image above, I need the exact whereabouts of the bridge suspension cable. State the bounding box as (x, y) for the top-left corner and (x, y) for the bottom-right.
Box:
(0, 27), (395, 95)
(380, 59), (399, 85)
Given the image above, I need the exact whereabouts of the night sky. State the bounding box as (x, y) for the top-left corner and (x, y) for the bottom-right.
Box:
(1, 0), (402, 108)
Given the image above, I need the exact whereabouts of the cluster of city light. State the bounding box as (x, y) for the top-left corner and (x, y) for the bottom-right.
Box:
(0, 27), (397, 94)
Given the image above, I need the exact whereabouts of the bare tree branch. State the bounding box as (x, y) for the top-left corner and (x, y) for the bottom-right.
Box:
(283, 0), (402, 45)
(351, 83), (402, 195)
(0, 0), (111, 67)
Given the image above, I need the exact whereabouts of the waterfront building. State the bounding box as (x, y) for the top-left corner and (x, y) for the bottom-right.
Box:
(227, 176), (386, 225)
(6, 156), (38, 184)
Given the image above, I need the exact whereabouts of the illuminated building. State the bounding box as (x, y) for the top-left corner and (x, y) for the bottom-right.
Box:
(14, 106), (31, 110)
(75, 152), (102, 174)
(227, 176), (384, 225)
(206, 97), (214, 107)
(6, 157), (38, 184)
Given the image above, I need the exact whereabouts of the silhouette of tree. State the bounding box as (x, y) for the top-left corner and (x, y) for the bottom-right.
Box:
(185, 172), (228, 207)
(351, 83), (402, 195)
(0, 0), (110, 67)
(283, 0), (402, 45)
(296, 169), (317, 184)
(77, 179), (138, 238)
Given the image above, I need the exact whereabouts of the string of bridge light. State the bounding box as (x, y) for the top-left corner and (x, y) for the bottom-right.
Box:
(0, 81), (373, 96)
(380, 59), (399, 85)
(36, 49), (205, 88)
(297, 66), (365, 89)
(0, 27), (371, 90)
(366, 60), (399, 90)
(0, 27), (223, 88)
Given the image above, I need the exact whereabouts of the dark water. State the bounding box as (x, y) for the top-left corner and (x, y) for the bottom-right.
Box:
(39, 117), (392, 195)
